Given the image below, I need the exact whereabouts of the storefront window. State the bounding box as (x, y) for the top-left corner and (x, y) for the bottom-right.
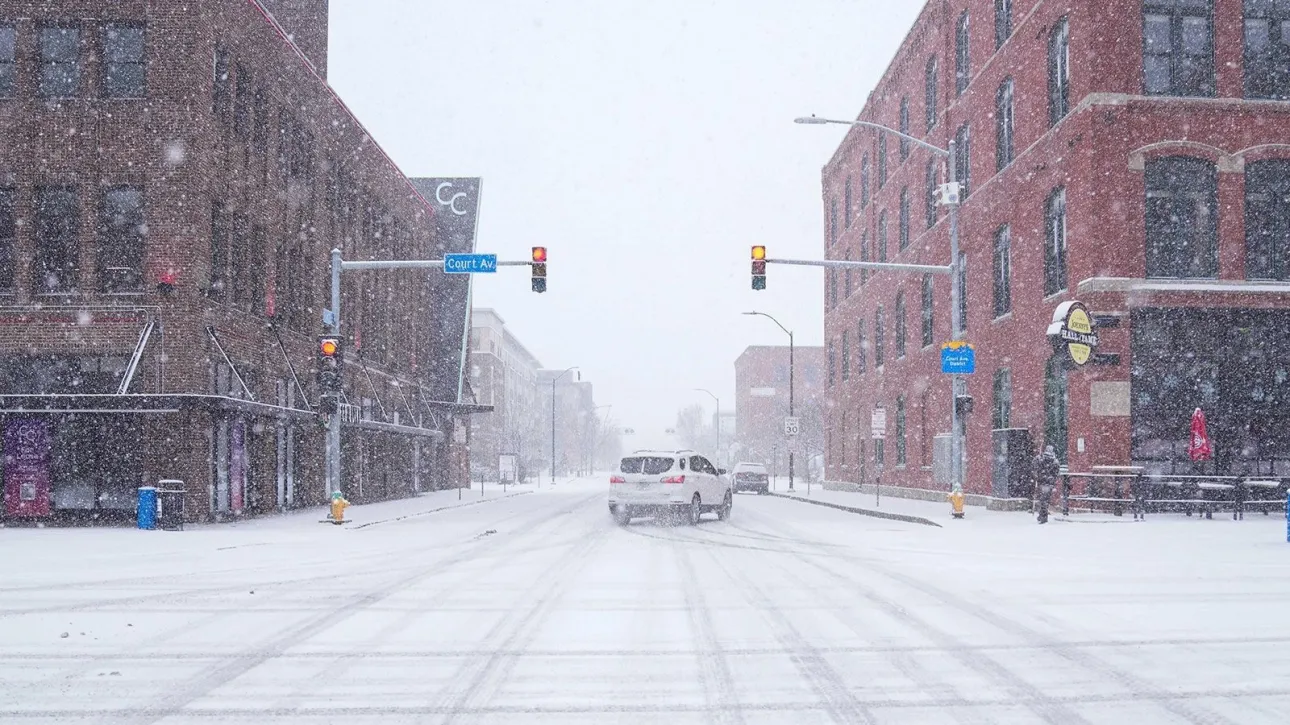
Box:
(1044, 355), (1069, 462)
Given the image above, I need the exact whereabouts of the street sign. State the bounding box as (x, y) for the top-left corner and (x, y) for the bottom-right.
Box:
(940, 341), (976, 374)
(784, 417), (800, 437)
(444, 253), (498, 274)
(871, 407), (887, 438)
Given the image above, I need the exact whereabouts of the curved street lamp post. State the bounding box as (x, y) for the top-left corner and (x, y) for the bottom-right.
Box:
(742, 311), (796, 492)
(794, 115), (964, 499)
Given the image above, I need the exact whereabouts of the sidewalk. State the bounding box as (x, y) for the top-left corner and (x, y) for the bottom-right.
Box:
(206, 481), (533, 532)
(769, 485), (1021, 527)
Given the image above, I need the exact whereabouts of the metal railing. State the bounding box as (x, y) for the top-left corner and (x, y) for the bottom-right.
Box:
(1051, 468), (1289, 521)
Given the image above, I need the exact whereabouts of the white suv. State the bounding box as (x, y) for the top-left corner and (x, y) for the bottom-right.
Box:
(608, 450), (733, 526)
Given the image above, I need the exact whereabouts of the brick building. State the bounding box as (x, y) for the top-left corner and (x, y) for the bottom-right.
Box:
(0, 0), (481, 523)
(734, 346), (825, 480)
(820, 0), (1290, 498)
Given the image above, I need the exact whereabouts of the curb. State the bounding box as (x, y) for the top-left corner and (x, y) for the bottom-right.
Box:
(351, 490), (533, 529)
(769, 492), (943, 528)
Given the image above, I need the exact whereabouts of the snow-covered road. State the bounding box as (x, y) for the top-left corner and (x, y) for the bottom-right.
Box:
(2, 477), (1289, 724)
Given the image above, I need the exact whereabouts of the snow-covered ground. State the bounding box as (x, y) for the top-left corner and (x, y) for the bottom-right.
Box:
(1, 475), (1288, 723)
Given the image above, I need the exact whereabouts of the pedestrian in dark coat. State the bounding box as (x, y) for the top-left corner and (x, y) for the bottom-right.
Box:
(1034, 445), (1060, 524)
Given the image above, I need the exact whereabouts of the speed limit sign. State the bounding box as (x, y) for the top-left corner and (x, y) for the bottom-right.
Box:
(783, 416), (801, 437)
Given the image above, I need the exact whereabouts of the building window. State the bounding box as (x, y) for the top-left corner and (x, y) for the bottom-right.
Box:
(0, 26), (15, 98)
(830, 269), (838, 309)
(899, 187), (911, 251)
(234, 65), (252, 138)
(993, 224), (1012, 317)
(103, 24), (145, 98)
(925, 157), (939, 229)
(1245, 0), (1290, 99)
(1044, 355), (1069, 462)
(829, 198), (839, 246)
(34, 186), (79, 294)
(841, 329), (850, 381)
(1044, 187), (1067, 295)
(996, 78), (1015, 171)
(878, 210), (888, 262)
(993, 368), (1013, 429)
(40, 26), (81, 98)
(0, 188), (13, 292)
(1246, 159), (1290, 280)
(958, 253), (968, 334)
(844, 176), (853, 227)
(921, 274), (934, 347)
(98, 187), (144, 293)
(874, 428), (885, 469)
(1144, 0), (1215, 97)
(899, 97), (911, 160)
(895, 291), (907, 359)
(925, 56), (939, 131)
(211, 200), (230, 295)
(857, 320), (867, 373)
(861, 154), (870, 207)
(844, 250), (853, 297)
(995, 0), (1013, 49)
(1145, 156), (1217, 279)
(1049, 17), (1070, 126)
(895, 396), (907, 466)
(955, 11), (971, 96)
(213, 46), (231, 119)
(878, 135), (888, 188)
(860, 232), (871, 285)
(954, 124), (971, 198)
(875, 306), (885, 367)
(828, 341), (836, 387)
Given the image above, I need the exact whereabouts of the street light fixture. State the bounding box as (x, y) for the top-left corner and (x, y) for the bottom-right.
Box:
(742, 311), (796, 492)
(796, 113), (965, 498)
(551, 366), (578, 485)
(693, 388), (720, 467)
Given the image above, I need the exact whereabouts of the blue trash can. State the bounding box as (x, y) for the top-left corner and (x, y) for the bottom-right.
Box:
(137, 486), (158, 530)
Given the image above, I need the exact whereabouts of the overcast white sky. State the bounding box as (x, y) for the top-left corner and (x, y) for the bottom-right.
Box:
(328, 0), (923, 451)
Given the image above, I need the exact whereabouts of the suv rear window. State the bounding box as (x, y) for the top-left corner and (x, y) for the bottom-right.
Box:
(620, 456), (674, 474)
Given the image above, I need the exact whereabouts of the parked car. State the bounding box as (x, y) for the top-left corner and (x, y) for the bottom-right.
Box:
(730, 462), (771, 495)
(608, 449), (733, 525)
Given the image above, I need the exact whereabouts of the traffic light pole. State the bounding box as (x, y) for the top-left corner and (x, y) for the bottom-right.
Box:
(325, 249), (542, 499)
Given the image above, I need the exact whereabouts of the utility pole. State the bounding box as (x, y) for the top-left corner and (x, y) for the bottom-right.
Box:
(551, 366), (577, 484)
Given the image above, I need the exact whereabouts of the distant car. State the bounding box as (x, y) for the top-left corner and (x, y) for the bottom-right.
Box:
(731, 462), (771, 495)
(608, 449), (733, 526)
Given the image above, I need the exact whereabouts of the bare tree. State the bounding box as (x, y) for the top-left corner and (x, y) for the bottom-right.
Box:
(674, 403), (715, 454)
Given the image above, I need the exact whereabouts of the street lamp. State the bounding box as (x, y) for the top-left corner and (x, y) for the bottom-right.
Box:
(742, 311), (796, 492)
(551, 366), (578, 484)
(796, 113), (965, 498)
(693, 388), (720, 467)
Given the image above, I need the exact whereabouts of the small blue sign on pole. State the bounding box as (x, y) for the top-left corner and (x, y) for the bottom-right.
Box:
(940, 342), (976, 374)
(443, 253), (498, 274)
(1285, 490), (1289, 543)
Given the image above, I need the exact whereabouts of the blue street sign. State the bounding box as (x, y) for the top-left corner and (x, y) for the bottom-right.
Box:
(444, 253), (498, 274)
(940, 342), (976, 374)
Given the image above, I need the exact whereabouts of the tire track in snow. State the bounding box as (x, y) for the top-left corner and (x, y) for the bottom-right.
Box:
(122, 490), (605, 725)
(672, 541), (747, 725)
(702, 544), (877, 725)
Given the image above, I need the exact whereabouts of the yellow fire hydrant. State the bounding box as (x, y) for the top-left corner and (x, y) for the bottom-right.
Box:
(329, 491), (350, 525)
(948, 482), (965, 519)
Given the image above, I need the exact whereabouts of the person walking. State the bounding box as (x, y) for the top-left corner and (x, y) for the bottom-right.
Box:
(1034, 445), (1061, 524)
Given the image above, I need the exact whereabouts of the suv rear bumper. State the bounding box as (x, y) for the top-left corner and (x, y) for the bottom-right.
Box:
(733, 482), (769, 494)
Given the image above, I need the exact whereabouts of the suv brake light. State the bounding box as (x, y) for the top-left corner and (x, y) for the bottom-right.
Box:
(661, 475), (685, 484)
(610, 476), (626, 484)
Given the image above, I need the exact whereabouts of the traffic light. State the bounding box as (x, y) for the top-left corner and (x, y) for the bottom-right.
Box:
(317, 334), (344, 395)
(531, 246), (547, 293)
(751, 245), (767, 290)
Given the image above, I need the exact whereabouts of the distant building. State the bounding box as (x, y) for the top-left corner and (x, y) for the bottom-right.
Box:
(470, 309), (544, 482)
(537, 370), (597, 478)
(734, 346), (825, 479)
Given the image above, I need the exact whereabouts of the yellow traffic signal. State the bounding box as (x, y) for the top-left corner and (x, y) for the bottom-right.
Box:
(752, 245), (766, 260)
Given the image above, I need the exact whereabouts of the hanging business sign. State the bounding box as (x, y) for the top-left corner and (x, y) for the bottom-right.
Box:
(1047, 300), (1099, 365)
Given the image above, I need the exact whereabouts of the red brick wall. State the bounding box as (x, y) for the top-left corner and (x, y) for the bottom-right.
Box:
(820, 0), (1290, 494)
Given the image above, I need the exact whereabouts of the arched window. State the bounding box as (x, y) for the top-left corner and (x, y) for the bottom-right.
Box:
(1145, 156), (1217, 278)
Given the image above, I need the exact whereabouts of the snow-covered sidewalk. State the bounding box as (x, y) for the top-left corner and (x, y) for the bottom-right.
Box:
(769, 485), (1018, 526)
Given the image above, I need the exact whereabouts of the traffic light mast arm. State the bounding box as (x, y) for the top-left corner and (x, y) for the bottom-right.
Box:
(339, 259), (536, 271)
(764, 257), (953, 275)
